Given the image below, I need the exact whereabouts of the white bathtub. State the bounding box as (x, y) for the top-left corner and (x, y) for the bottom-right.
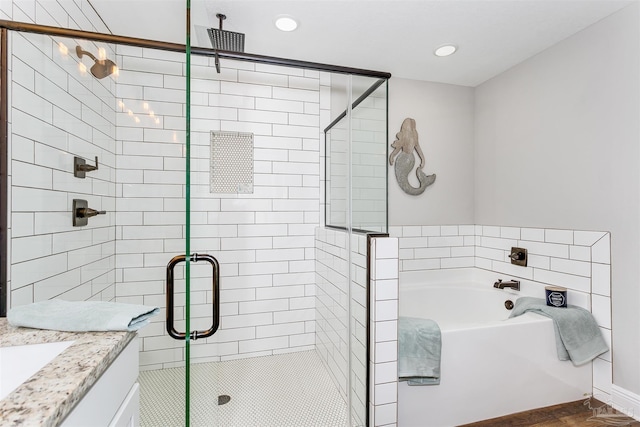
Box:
(398, 283), (592, 426)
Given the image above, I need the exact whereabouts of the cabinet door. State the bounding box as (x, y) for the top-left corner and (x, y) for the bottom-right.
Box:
(109, 383), (140, 427)
(61, 338), (139, 427)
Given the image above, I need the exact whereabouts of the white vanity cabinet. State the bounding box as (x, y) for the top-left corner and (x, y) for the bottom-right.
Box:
(61, 337), (140, 427)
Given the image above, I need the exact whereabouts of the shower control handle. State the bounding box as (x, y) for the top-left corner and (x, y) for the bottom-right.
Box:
(509, 246), (528, 266)
(509, 251), (524, 261)
(76, 207), (106, 218)
(74, 156), (99, 178)
(76, 156), (99, 172)
(72, 199), (106, 227)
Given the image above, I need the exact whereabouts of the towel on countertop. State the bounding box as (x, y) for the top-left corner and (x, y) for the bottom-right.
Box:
(7, 299), (160, 332)
(398, 316), (441, 385)
(509, 297), (608, 366)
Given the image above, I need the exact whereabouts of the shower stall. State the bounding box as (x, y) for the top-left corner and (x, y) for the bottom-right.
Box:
(0, 13), (390, 427)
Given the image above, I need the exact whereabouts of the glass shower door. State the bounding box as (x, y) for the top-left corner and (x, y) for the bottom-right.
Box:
(163, 32), (224, 426)
(0, 25), (218, 426)
(107, 39), (224, 427)
(165, 254), (221, 425)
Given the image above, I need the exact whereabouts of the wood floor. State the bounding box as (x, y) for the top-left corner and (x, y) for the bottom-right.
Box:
(460, 398), (640, 426)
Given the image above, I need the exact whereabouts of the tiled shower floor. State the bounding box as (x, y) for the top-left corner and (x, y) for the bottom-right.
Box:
(139, 350), (349, 427)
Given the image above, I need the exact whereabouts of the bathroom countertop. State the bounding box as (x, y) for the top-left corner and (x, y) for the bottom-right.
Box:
(0, 318), (135, 427)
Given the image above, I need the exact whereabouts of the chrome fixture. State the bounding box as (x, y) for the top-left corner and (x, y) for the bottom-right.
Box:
(76, 45), (117, 79)
(73, 199), (106, 226)
(509, 247), (528, 266)
(74, 156), (99, 178)
(494, 279), (520, 291)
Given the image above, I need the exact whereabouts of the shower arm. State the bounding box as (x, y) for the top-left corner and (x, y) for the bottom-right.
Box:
(76, 45), (98, 62)
(217, 13), (226, 31)
(213, 13), (227, 74)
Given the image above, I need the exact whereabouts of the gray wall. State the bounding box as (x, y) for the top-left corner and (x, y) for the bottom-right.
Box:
(388, 3), (640, 397)
(388, 78), (475, 226)
(474, 4), (640, 394)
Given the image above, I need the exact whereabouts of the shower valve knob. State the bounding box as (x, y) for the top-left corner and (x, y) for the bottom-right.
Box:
(72, 199), (106, 227)
(509, 247), (528, 266)
(509, 252), (524, 260)
(76, 207), (106, 218)
(74, 156), (99, 178)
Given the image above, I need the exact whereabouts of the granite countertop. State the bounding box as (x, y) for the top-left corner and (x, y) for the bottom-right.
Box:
(0, 318), (135, 427)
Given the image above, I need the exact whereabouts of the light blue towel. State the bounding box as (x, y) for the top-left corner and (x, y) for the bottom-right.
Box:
(398, 316), (441, 385)
(509, 297), (608, 366)
(7, 299), (159, 332)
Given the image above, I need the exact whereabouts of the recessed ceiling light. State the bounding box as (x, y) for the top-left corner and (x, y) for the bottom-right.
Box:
(275, 15), (298, 32)
(434, 44), (458, 57)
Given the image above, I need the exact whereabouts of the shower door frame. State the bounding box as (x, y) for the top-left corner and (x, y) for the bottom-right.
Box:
(324, 77), (389, 234)
(0, 18), (391, 426)
(0, 20), (393, 76)
(324, 74), (390, 425)
(0, 28), (7, 318)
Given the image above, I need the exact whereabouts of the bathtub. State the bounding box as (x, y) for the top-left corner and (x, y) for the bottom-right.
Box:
(398, 283), (592, 426)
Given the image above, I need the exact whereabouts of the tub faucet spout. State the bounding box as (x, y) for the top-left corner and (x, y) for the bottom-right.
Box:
(494, 279), (520, 291)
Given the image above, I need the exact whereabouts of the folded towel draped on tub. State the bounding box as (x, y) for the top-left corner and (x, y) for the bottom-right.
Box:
(7, 299), (160, 332)
(398, 316), (441, 385)
(509, 297), (608, 366)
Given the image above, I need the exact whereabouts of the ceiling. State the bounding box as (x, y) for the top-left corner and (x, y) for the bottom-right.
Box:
(89, 0), (634, 87)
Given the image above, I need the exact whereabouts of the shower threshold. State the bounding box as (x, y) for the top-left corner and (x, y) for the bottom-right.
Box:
(139, 350), (349, 427)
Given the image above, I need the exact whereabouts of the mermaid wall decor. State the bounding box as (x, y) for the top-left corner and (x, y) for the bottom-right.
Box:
(389, 118), (436, 195)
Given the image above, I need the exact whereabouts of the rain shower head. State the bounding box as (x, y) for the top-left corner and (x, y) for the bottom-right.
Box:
(207, 13), (245, 52)
(76, 46), (117, 79)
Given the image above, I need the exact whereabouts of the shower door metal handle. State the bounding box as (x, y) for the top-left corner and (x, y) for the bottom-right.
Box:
(166, 253), (220, 340)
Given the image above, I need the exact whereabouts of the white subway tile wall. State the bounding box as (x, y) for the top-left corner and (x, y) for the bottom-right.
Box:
(369, 236), (399, 427)
(5, 0), (112, 307)
(315, 228), (396, 427)
(351, 87), (387, 232)
(9, 25), (118, 307)
(390, 224), (612, 403)
(350, 232), (369, 426)
(325, 83), (387, 232)
(326, 122), (349, 228)
(315, 227), (351, 404)
(8, 0), (337, 372)
(113, 49), (326, 369)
